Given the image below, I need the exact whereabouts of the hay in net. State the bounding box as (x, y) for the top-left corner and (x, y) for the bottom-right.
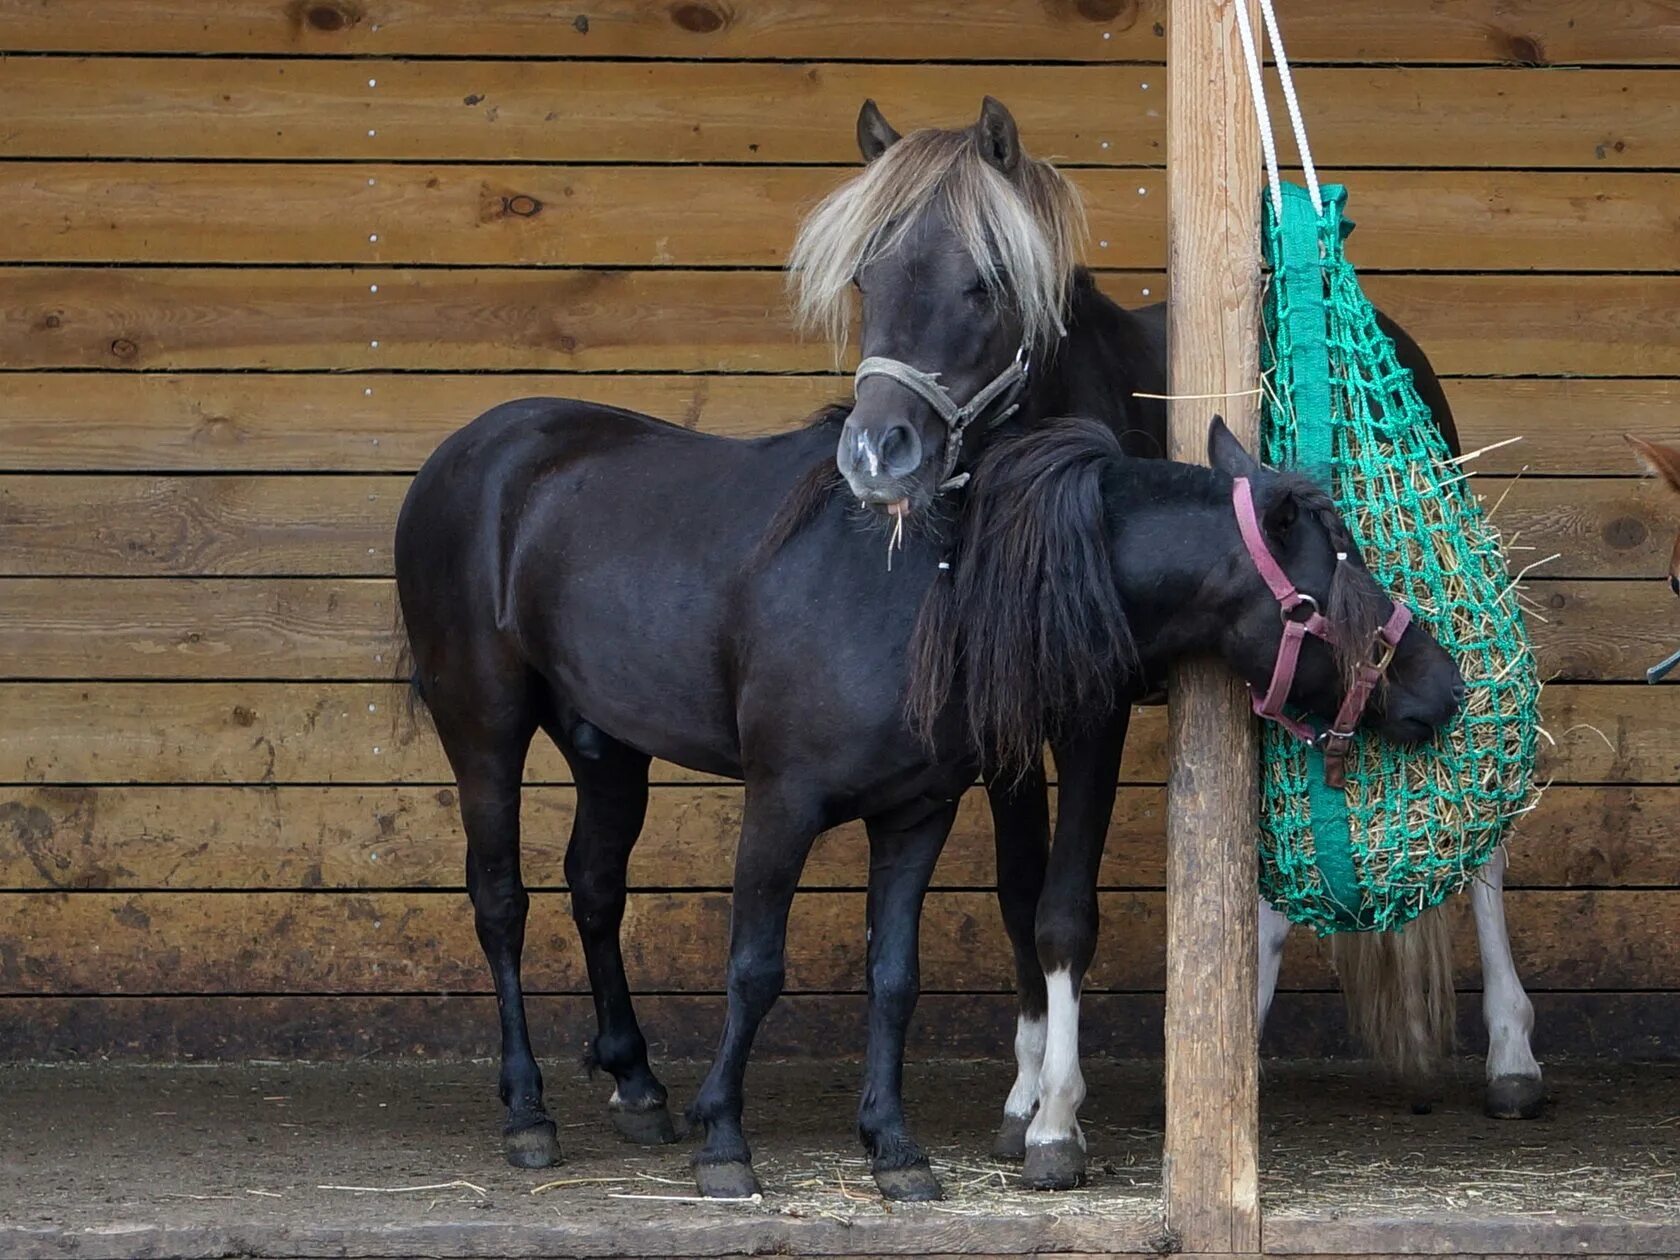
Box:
(1257, 182), (1542, 935)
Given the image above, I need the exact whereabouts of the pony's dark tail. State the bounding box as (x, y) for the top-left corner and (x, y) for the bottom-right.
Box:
(389, 596), (432, 732)
(906, 417), (1137, 778)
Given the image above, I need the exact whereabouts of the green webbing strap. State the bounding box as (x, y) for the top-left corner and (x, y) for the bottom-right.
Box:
(1273, 183), (1335, 486)
(1268, 182), (1361, 920)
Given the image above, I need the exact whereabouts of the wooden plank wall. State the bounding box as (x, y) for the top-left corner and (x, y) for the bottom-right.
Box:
(3, 0), (1679, 1063)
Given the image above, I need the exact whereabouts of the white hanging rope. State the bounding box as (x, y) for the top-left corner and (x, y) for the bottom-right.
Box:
(1231, 0), (1322, 215)
(1257, 0), (1323, 213)
(1232, 0), (1284, 215)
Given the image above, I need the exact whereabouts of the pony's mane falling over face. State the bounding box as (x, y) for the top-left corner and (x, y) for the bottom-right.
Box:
(786, 126), (1087, 355)
(906, 418), (1136, 778)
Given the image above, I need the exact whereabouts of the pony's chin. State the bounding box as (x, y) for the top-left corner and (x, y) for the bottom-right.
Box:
(1371, 714), (1442, 745)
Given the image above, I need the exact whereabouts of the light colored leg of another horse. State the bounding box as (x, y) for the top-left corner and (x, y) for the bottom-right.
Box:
(1473, 846), (1545, 1118)
(1003, 1013), (1046, 1123)
(1025, 970), (1085, 1152)
(1258, 897), (1291, 1036)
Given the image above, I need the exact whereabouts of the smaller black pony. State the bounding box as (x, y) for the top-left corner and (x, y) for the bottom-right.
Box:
(396, 387), (1462, 1198)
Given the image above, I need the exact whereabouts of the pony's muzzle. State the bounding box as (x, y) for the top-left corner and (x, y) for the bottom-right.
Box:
(839, 418), (925, 503)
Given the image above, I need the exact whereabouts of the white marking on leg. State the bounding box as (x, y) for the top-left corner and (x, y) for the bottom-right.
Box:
(1003, 1013), (1046, 1119)
(1257, 897), (1291, 1036)
(1473, 847), (1540, 1081)
(1025, 969), (1085, 1150)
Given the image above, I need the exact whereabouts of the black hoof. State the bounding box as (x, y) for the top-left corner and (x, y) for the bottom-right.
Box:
(1485, 1073), (1545, 1120)
(503, 1117), (562, 1169)
(874, 1160), (943, 1202)
(992, 1113), (1031, 1162)
(611, 1100), (680, 1145)
(1411, 1098), (1435, 1115)
(1023, 1138), (1086, 1191)
(694, 1160), (761, 1199)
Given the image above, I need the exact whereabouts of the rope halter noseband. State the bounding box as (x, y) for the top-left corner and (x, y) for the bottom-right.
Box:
(1233, 476), (1412, 789)
(852, 345), (1030, 491)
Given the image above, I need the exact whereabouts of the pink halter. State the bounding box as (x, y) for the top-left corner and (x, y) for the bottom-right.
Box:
(1232, 476), (1412, 789)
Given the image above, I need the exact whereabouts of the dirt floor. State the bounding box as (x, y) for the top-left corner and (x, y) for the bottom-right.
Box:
(1, 1058), (1676, 1258)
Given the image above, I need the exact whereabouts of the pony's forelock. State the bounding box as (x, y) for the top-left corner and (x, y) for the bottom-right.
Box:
(786, 127), (1085, 356)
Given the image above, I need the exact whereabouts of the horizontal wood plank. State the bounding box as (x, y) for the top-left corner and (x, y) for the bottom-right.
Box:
(3, 1), (1677, 63)
(0, 783), (1662, 892)
(0, 888), (1665, 994)
(0, 578), (396, 678)
(0, 374), (1671, 475)
(8, 164), (1678, 272)
(0, 577), (1657, 682)
(0, 373), (844, 472)
(0, 990), (1670, 1063)
(0, 784), (1163, 892)
(0, 62), (1675, 167)
(5, 1), (1678, 63)
(0, 682), (1660, 784)
(0, 473), (1634, 578)
(5, 268), (1677, 375)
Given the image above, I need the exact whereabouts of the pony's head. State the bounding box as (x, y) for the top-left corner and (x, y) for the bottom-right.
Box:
(1206, 420), (1465, 747)
(1627, 434), (1680, 594)
(788, 97), (1084, 513)
(907, 418), (1463, 776)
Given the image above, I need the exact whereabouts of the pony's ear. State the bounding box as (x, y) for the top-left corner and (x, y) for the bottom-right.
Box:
(1207, 414), (1259, 478)
(857, 99), (902, 163)
(977, 96), (1021, 175)
(1626, 434), (1680, 494)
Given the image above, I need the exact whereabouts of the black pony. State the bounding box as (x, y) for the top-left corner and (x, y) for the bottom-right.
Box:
(790, 97), (1497, 1169)
(395, 385), (1461, 1200)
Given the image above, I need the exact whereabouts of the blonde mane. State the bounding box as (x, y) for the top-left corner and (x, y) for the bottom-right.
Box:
(787, 126), (1086, 355)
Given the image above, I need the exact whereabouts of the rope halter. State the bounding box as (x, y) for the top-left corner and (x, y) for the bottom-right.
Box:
(852, 345), (1030, 492)
(1233, 476), (1412, 789)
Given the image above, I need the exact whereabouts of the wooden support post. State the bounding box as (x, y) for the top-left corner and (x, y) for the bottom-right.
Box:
(1163, 0), (1263, 1254)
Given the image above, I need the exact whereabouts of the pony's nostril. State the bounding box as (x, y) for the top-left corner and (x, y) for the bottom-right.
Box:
(1451, 678), (1468, 707)
(878, 422), (923, 477)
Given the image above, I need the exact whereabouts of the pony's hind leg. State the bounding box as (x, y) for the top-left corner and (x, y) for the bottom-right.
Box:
(984, 770), (1051, 1161)
(1474, 847), (1545, 1118)
(1258, 898), (1292, 1034)
(555, 724), (677, 1144)
(856, 796), (960, 1202)
(435, 706), (559, 1168)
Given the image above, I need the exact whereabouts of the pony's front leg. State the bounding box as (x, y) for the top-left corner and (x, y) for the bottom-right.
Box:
(984, 768), (1050, 1161)
(856, 797), (960, 1201)
(689, 782), (827, 1198)
(1024, 715), (1127, 1191)
(1474, 847), (1545, 1118)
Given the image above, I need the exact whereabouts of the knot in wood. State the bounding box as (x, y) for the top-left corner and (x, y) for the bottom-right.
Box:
(670, 1), (727, 34)
(505, 194), (542, 218)
(1072, 0), (1130, 24)
(305, 2), (358, 32)
(109, 338), (138, 361)
(1602, 516), (1648, 550)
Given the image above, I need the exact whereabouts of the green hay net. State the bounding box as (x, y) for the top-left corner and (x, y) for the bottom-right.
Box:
(1256, 181), (1542, 935)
